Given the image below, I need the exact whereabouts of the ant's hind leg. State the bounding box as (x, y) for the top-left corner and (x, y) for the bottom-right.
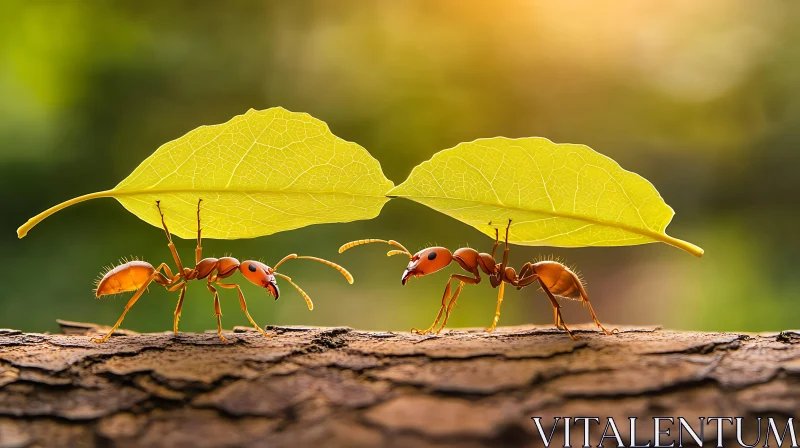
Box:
(554, 307), (573, 339)
(217, 282), (273, 338)
(92, 277), (156, 343)
(538, 279), (576, 340)
(553, 307), (564, 329)
(92, 263), (171, 343)
(574, 280), (618, 335)
(585, 300), (618, 335)
(91, 282), (151, 343)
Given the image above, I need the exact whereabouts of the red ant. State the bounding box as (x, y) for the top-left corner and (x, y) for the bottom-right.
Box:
(339, 220), (615, 340)
(92, 199), (352, 343)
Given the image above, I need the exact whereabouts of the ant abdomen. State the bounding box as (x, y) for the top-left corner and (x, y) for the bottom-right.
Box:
(95, 261), (167, 298)
(532, 261), (584, 301)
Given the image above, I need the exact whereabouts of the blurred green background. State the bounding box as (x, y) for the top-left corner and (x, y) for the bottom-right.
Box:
(1, 0), (798, 334)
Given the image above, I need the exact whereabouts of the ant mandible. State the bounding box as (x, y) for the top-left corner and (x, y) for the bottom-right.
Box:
(339, 220), (615, 340)
(92, 199), (353, 343)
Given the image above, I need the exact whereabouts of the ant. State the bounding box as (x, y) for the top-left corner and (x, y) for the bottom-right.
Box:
(339, 220), (615, 340)
(92, 199), (352, 343)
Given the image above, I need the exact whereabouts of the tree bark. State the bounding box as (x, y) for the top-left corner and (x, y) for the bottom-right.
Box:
(0, 321), (798, 447)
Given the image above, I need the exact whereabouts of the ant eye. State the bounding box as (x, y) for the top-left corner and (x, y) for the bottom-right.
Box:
(427, 252), (437, 261)
(248, 263), (257, 272)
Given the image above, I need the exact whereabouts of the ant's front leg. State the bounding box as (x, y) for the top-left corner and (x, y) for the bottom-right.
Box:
(439, 274), (483, 334)
(411, 277), (458, 336)
(412, 273), (480, 335)
(216, 281), (274, 338)
(206, 280), (228, 343)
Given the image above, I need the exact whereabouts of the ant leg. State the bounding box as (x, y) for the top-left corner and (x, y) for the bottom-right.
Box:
(411, 279), (453, 336)
(92, 279), (153, 343)
(156, 201), (184, 273)
(575, 284), (618, 335)
(216, 282), (273, 338)
(489, 219), (513, 286)
(92, 263), (171, 343)
(500, 219), (512, 271)
(436, 281), (465, 334)
(553, 307), (563, 329)
(513, 269), (551, 326)
(485, 282), (506, 333)
(195, 199), (203, 264)
(513, 267), (544, 327)
(206, 281), (228, 343)
(412, 274), (479, 335)
(537, 278), (576, 340)
(585, 302), (617, 335)
(169, 282), (186, 334)
(436, 273), (481, 333)
(491, 226), (500, 259)
(515, 273), (539, 288)
(516, 262), (533, 290)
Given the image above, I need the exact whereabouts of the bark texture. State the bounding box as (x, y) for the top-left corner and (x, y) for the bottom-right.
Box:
(0, 321), (799, 447)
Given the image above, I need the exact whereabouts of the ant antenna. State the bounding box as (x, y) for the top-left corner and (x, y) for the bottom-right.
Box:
(339, 239), (412, 258)
(386, 250), (410, 258)
(273, 254), (353, 284)
(275, 273), (313, 310)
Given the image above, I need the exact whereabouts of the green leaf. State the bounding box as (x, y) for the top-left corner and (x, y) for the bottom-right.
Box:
(18, 108), (394, 239)
(388, 137), (703, 257)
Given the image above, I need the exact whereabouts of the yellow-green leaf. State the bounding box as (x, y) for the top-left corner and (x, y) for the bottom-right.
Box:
(388, 137), (703, 257)
(18, 107), (394, 239)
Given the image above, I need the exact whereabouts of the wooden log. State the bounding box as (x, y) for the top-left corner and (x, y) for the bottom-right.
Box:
(0, 322), (798, 447)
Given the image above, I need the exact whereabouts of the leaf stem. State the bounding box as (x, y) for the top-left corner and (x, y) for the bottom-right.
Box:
(17, 190), (116, 238)
(658, 234), (704, 258)
(18, 188), (390, 239)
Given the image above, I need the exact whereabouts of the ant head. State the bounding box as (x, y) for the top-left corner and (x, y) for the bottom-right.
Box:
(402, 247), (453, 285)
(240, 260), (280, 299)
